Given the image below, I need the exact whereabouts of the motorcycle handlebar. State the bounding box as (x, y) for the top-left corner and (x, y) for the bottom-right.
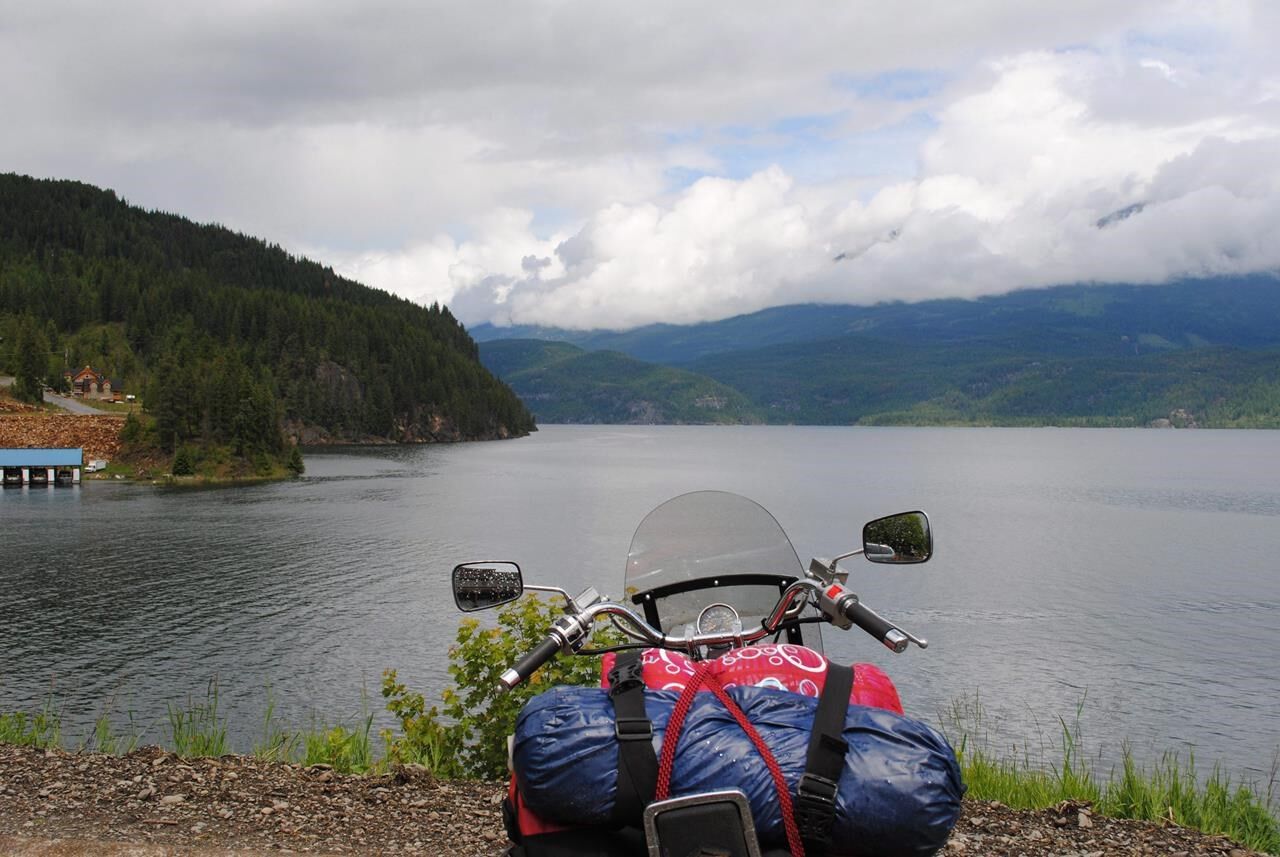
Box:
(495, 580), (917, 688)
(845, 600), (909, 654)
(500, 635), (562, 689)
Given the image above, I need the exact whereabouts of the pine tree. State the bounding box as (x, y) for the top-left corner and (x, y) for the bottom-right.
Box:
(12, 319), (49, 403)
(286, 444), (305, 476)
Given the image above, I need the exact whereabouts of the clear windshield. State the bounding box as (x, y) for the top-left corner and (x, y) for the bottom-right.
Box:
(625, 491), (804, 634)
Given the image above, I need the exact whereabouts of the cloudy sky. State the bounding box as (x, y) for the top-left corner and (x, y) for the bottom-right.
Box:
(3, 1), (1278, 329)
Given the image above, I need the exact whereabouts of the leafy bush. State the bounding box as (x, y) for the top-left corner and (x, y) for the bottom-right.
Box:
(382, 594), (624, 779)
(380, 670), (463, 777)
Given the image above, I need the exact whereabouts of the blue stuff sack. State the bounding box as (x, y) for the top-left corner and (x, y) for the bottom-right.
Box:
(513, 684), (963, 856)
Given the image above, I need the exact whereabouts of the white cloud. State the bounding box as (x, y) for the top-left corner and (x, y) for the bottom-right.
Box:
(344, 43), (1280, 329)
(2, 1), (1277, 329)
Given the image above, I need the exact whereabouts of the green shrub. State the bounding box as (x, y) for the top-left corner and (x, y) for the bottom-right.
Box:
(380, 670), (462, 777)
(382, 594), (624, 779)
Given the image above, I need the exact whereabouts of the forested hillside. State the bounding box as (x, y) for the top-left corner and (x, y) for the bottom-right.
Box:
(0, 174), (534, 465)
(479, 340), (762, 424)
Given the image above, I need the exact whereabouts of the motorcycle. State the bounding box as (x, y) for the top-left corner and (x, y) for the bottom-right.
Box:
(452, 490), (962, 857)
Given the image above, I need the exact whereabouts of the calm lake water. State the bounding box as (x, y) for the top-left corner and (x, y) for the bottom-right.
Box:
(2, 426), (1278, 782)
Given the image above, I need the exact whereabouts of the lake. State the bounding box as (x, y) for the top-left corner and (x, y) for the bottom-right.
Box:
(2, 425), (1278, 783)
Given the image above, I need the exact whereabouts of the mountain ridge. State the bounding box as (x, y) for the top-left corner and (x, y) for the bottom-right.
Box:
(475, 275), (1280, 427)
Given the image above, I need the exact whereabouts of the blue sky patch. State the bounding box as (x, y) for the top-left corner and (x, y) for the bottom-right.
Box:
(663, 110), (937, 190)
(833, 68), (950, 101)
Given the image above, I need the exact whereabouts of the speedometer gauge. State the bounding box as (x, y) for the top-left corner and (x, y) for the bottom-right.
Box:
(696, 602), (742, 635)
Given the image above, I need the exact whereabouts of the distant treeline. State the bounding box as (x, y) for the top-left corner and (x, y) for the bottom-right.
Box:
(0, 173), (534, 453)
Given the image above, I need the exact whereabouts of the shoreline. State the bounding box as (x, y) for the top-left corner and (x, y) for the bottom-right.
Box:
(0, 744), (1267, 856)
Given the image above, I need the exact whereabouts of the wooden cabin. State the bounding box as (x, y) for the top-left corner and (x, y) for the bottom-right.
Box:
(64, 366), (120, 400)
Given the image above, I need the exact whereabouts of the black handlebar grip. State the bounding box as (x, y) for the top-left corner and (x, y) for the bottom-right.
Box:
(501, 635), (562, 689)
(845, 601), (907, 653)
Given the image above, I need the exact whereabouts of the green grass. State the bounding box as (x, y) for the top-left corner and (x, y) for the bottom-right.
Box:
(298, 717), (375, 773)
(0, 683), (379, 775)
(1102, 750), (1280, 850)
(162, 680), (374, 771)
(0, 699), (61, 749)
(250, 697), (376, 773)
(166, 678), (229, 758)
(83, 399), (141, 414)
(87, 696), (145, 754)
(943, 694), (1280, 854)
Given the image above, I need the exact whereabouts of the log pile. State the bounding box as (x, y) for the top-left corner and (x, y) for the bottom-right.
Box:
(0, 413), (125, 460)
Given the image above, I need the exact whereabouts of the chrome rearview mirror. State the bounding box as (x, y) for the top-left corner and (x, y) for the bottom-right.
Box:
(452, 561), (524, 611)
(862, 511), (932, 564)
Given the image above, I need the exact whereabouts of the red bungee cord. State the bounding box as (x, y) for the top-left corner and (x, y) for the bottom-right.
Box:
(653, 661), (806, 857)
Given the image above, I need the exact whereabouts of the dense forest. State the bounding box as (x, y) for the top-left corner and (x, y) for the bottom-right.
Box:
(0, 174), (534, 468)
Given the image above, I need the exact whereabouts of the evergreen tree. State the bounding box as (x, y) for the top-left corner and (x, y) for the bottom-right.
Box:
(12, 319), (48, 403)
(171, 446), (195, 476)
(286, 445), (305, 476)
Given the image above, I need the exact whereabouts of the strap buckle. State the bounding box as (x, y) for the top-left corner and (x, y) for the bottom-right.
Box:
(615, 716), (654, 741)
(608, 658), (646, 698)
(794, 773), (839, 843)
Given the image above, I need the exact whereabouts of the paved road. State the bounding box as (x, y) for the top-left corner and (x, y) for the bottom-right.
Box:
(41, 390), (107, 414)
(3, 375), (111, 414)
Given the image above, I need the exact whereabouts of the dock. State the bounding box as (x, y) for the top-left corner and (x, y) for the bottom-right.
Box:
(0, 448), (84, 486)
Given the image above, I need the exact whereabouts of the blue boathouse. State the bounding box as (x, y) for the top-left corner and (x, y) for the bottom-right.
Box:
(0, 448), (83, 486)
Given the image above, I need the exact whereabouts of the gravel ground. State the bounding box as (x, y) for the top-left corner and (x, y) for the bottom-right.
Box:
(0, 745), (506, 855)
(0, 744), (1267, 856)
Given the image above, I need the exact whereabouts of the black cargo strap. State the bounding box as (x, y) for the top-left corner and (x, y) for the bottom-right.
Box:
(608, 650), (657, 824)
(795, 662), (853, 855)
